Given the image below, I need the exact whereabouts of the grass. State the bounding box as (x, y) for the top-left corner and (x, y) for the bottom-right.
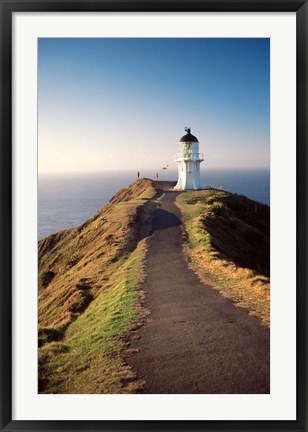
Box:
(39, 241), (148, 393)
(177, 189), (270, 327)
(38, 179), (158, 393)
(38, 180), (270, 392)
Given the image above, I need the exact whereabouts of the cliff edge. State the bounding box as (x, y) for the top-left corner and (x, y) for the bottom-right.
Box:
(38, 179), (270, 393)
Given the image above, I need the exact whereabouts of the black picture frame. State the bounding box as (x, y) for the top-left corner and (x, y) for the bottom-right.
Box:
(1, 1), (307, 431)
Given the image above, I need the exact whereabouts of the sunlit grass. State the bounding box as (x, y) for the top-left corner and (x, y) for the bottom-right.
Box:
(38, 179), (157, 393)
(39, 242), (147, 393)
(177, 190), (270, 327)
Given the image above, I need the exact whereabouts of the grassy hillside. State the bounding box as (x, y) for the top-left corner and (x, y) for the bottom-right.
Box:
(39, 181), (270, 393)
(177, 190), (270, 326)
(38, 179), (158, 393)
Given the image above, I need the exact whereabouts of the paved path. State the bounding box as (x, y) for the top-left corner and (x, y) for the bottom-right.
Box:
(128, 191), (270, 394)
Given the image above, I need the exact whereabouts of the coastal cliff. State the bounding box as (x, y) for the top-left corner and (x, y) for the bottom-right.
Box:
(38, 179), (270, 393)
(38, 178), (157, 393)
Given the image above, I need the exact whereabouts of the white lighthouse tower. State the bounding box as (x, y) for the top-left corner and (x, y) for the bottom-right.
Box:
(174, 128), (204, 190)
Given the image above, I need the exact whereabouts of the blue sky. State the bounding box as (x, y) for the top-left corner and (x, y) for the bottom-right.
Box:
(38, 38), (270, 173)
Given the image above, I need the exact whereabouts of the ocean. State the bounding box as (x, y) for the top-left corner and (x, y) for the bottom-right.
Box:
(38, 168), (270, 240)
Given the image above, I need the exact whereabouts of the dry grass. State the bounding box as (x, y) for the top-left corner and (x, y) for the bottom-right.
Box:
(177, 190), (270, 327)
(38, 179), (158, 393)
(39, 180), (270, 393)
(39, 240), (149, 393)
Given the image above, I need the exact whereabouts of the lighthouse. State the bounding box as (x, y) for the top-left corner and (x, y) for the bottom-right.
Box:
(174, 128), (204, 190)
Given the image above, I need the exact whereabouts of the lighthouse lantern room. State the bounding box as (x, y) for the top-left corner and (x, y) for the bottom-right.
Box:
(174, 128), (204, 190)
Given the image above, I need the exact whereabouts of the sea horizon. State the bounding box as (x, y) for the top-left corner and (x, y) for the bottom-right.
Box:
(38, 167), (270, 240)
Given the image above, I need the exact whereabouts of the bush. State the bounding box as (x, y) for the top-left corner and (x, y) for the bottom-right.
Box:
(38, 326), (64, 347)
(209, 201), (224, 215)
(40, 270), (55, 288)
(66, 252), (80, 268)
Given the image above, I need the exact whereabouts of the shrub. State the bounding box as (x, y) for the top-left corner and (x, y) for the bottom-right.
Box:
(66, 252), (80, 268)
(209, 201), (224, 215)
(40, 270), (55, 288)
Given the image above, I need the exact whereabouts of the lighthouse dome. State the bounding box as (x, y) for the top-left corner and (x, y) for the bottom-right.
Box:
(179, 128), (199, 143)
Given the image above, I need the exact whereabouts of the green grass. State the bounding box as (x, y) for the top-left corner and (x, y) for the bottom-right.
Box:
(38, 179), (158, 394)
(39, 240), (147, 394)
(177, 189), (270, 326)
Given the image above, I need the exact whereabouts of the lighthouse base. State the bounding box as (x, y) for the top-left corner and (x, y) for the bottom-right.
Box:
(174, 161), (202, 190)
(174, 182), (201, 191)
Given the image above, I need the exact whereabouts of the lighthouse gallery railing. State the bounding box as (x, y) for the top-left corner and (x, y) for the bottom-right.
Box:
(174, 152), (204, 161)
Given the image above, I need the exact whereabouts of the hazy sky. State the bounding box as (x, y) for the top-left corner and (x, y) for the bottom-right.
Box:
(38, 38), (270, 174)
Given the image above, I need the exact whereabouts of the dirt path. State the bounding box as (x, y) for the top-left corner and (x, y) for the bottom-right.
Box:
(128, 191), (270, 394)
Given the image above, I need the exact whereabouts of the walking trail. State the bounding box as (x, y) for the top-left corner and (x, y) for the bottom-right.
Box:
(128, 189), (270, 394)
